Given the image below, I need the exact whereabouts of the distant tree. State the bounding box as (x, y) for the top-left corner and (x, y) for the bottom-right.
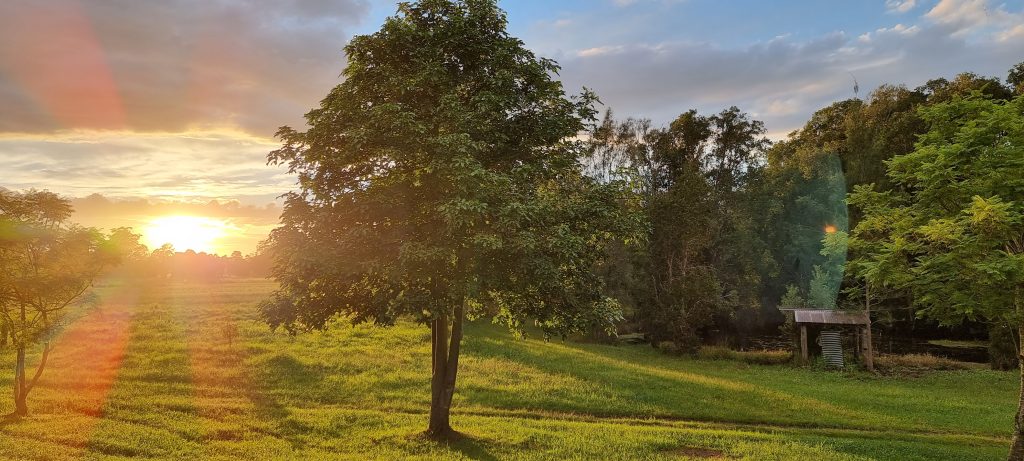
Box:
(0, 189), (127, 417)
(1010, 62), (1024, 96)
(590, 107), (772, 351)
(847, 95), (1024, 459)
(260, 0), (636, 439)
(843, 85), (926, 192)
(917, 72), (1014, 104)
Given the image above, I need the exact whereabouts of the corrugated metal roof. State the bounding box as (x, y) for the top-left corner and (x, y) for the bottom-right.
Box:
(792, 309), (868, 325)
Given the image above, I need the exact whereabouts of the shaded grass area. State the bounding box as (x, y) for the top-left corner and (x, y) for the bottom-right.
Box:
(0, 279), (1015, 460)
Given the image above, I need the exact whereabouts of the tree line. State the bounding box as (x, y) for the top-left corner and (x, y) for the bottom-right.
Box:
(589, 63), (1024, 355)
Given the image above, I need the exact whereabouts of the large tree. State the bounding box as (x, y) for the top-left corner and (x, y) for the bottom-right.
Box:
(259, 0), (635, 438)
(0, 189), (127, 417)
(847, 94), (1024, 459)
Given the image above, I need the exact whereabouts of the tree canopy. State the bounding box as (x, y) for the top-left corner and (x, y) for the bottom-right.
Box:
(0, 189), (130, 416)
(848, 94), (1024, 458)
(259, 0), (637, 437)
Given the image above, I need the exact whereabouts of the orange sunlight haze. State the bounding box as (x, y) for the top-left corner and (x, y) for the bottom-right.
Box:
(142, 215), (232, 254)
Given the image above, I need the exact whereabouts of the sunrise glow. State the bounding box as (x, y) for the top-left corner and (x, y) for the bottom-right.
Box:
(142, 215), (231, 254)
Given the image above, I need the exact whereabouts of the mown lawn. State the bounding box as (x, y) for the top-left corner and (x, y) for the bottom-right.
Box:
(0, 279), (1015, 460)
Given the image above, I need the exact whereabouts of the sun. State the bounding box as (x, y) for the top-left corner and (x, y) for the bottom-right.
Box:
(142, 215), (230, 254)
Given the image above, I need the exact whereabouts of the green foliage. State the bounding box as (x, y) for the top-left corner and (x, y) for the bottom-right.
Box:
(0, 189), (128, 346)
(589, 107), (773, 351)
(807, 231), (848, 309)
(764, 65), (1021, 319)
(917, 72), (1015, 104)
(260, 0), (638, 337)
(988, 323), (1019, 371)
(761, 106), (850, 311)
(848, 94), (1024, 327)
(1010, 62), (1024, 95)
(780, 284), (806, 308)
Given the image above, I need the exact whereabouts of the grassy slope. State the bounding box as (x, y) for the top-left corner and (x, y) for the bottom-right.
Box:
(0, 279), (1015, 460)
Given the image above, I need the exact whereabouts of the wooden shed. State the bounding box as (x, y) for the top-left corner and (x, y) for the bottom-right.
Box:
(782, 308), (874, 371)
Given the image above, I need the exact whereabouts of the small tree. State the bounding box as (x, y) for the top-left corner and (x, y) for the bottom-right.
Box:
(847, 94), (1024, 460)
(0, 189), (127, 417)
(260, 0), (636, 439)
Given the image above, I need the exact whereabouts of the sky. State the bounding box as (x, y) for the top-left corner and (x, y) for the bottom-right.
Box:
(1, 0), (1021, 254)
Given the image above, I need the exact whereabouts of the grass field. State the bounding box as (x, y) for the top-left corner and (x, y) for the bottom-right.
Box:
(0, 278), (1016, 460)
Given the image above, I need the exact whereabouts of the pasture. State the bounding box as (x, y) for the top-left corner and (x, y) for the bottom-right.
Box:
(0, 279), (1014, 460)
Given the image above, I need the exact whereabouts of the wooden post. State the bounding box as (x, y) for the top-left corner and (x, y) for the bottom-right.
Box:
(799, 324), (808, 363)
(854, 327), (861, 360)
(863, 319), (874, 372)
(863, 283), (875, 372)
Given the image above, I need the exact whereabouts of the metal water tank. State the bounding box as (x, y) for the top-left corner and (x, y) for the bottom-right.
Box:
(818, 331), (843, 368)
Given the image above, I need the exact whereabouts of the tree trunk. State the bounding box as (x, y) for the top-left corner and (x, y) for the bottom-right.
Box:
(1009, 325), (1024, 461)
(13, 345), (27, 417)
(9, 342), (50, 418)
(426, 304), (466, 440)
(427, 311), (451, 438)
(443, 303), (464, 410)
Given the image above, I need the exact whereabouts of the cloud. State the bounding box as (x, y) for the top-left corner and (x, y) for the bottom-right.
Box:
(577, 46), (627, 57)
(0, 129), (290, 203)
(998, 24), (1024, 42)
(0, 0), (370, 136)
(925, 0), (1024, 38)
(551, 7), (1021, 137)
(886, 0), (917, 13)
(859, 23), (922, 42)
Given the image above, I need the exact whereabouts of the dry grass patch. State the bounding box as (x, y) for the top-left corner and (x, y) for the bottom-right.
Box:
(697, 346), (793, 365)
(876, 353), (986, 374)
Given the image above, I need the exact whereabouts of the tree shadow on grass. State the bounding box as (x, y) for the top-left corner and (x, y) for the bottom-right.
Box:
(416, 431), (498, 461)
(458, 324), (888, 430)
(247, 353), (319, 421)
(241, 352), (330, 450)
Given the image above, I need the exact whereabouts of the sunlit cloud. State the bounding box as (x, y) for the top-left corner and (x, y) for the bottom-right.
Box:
(0, 129), (289, 202)
(924, 0), (1024, 38)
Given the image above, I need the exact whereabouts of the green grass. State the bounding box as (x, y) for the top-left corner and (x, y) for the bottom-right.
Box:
(0, 279), (1016, 460)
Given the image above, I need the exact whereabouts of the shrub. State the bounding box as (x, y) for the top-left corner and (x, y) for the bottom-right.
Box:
(989, 325), (1019, 371)
(221, 323), (239, 347)
(656, 341), (684, 355)
(697, 345), (735, 361)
